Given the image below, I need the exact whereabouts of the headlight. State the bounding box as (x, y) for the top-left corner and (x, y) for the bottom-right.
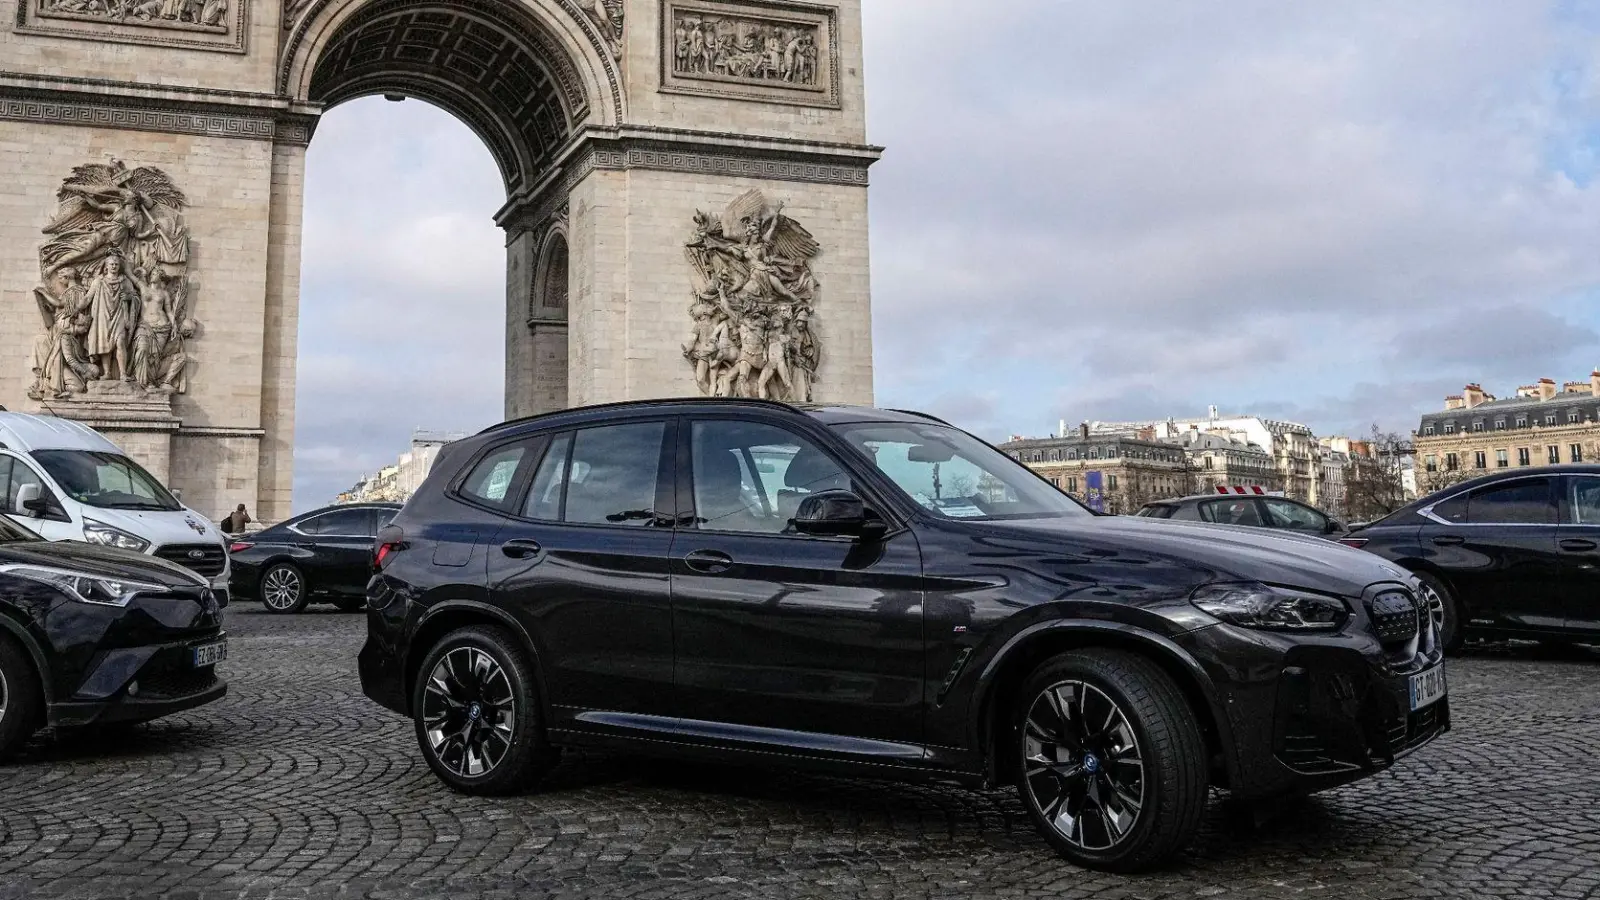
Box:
(82, 519), (150, 553)
(0, 564), (165, 607)
(1190, 582), (1349, 631)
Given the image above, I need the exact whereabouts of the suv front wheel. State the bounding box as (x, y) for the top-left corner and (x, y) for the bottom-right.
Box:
(1014, 648), (1207, 872)
(412, 625), (557, 795)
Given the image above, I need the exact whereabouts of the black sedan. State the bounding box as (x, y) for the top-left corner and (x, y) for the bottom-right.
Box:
(0, 513), (226, 759)
(229, 503), (399, 614)
(1342, 464), (1600, 650)
(1136, 492), (1349, 537)
(358, 399), (1446, 872)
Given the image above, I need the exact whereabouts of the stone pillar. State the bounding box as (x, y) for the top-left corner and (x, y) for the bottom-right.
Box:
(257, 141), (307, 524)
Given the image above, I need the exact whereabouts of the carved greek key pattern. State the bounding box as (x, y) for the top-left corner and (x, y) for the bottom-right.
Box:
(0, 97), (309, 143)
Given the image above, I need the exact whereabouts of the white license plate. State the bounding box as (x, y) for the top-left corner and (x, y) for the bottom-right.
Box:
(1409, 664), (1446, 711)
(192, 641), (227, 668)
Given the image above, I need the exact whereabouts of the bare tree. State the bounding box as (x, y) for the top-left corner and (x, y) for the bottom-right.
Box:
(1343, 425), (1410, 523)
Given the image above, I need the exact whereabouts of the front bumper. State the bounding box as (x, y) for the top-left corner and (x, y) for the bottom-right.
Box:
(1178, 624), (1449, 799)
(48, 632), (228, 728)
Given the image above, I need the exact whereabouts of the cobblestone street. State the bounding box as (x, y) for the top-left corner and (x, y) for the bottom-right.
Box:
(1, 607), (1597, 899)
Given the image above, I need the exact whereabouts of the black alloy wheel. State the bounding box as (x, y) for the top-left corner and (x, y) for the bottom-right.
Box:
(0, 634), (41, 762)
(1015, 649), (1207, 872)
(412, 626), (556, 795)
(259, 563), (307, 614)
(1415, 572), (1461, 652)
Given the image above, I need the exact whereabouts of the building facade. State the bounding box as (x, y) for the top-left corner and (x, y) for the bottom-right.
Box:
(1088, 411), (1318, 503)
(1000, 433), (1190, 514)
(337, 429), (464, 505)
(1414, 374), (1600, 492)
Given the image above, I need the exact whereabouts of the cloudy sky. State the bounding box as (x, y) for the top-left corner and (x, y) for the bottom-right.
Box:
(294, 0), (1600, 510)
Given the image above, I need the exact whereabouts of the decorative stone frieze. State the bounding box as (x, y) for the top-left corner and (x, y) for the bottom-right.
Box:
(16, 0), (248, 52)
(662, 0), (839, 108)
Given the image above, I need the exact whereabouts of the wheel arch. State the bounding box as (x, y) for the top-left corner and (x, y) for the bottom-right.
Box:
(406, 601), (549, 723)
(0, 611), (51, 707)
(973, 621), (1236, 790)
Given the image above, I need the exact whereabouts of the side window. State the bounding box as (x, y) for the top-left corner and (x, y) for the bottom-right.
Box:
(373, 509), (397, 531)
(301, 508), (371, 536)
(691, 420), (852, 535)
(7, 462), (48, 516)
(522, 433), (572, 521)
(0, 458), (13, 512)
(1263, 498), (1327, 531)
(1430, 493), (1468, 524)
(1465, 479), (1552, 525)
(1570, 477), (1600, 525)
(1199, 499), (1264, 527)
(564, 422), (668, 527)
(1169, 504), (1204, 522)
(460, 443), (529, 509)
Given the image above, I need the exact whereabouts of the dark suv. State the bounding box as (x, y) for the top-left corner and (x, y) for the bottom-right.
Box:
(0, 513), (227, 760)
(359, 400), (1447, 872)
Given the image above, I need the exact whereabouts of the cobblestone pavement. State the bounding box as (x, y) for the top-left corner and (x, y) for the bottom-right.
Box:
(2, 608), (1598, 900)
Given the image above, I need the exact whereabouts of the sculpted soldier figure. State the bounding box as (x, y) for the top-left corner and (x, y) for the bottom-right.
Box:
(84, 254), (139, 384)
(28, 268), (97, 400)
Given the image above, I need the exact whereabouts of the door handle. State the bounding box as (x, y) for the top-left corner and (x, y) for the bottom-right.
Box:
(1560, 538), (1599, 553)
(1432, 535), (1465, 547)
(500, 539), (543, 559)
(683, 549), (734, 574)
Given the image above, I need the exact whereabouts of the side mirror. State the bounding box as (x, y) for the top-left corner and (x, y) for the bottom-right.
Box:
(1325, 519), (1345, 534)
(14, 483), (45, 518)
(792, 490), (882, 539)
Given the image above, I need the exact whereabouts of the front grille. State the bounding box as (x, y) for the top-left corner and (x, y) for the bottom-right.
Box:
(156, 544), (226, 577)
(1378, 703), (1446, 759)
(1366, 589), (1420, 645)
(137, 669), (219, 700)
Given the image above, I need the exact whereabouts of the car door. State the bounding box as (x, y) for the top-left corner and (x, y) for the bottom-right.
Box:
(0, 453), (76, 541)
(295, 507), (378, 594)
(668, 415), (926, 754)
(1556, 474), (1600, 635)
(486, 421), (680, 733)
(1197, 497), (1268, 529)
(1417, 476), (1562, 632)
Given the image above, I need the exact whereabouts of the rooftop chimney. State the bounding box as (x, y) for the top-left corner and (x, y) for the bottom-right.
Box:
(1539, 378), (1557, 401)
(1565, 381), (1588, 394)
(1444, 395), (1464, 410)
(1079, 422), (1090, 440)
(1592, 370), (1600, 397)
(1463, 384), (1486, 409)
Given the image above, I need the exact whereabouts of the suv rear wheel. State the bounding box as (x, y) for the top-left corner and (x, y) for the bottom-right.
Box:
(412, 625), (557, 795)
(1014, 649), (1207, 872)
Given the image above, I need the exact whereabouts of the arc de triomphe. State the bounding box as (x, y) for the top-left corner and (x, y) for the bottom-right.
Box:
(0, 0), (879, 521)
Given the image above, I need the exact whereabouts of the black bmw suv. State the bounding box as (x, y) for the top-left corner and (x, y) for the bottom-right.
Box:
(359, 400), (1447, 872)
(0, 513), (227, 760)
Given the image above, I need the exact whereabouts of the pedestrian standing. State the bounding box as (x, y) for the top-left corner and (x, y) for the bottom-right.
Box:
(222, 503), (251, 534)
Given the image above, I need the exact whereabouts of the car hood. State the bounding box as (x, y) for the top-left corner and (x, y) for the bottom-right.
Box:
(0, 540), (206, 588)
(977, 514), (1415, 597)
(78, 505), (224, 549)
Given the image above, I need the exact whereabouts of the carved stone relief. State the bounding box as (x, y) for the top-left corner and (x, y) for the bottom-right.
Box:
(28, 161), (199, 403)
(19, 0), (246, 51)
(662, 0), (838, 107)
(684, 190), (821, 402)
(576, 0), (625, 57)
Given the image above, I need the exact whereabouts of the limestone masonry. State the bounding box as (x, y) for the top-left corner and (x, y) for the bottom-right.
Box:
(0, 0), (880, 521)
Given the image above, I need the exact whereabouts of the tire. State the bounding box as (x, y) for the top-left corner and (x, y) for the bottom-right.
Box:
(411, 625), (557, 796)
(1014, 649), (1207, 872)
(333, 597), (366, 613)
(259, 563), (308, 614)
(0, 634), (43, 763)
(1415, 572), (1462, 653)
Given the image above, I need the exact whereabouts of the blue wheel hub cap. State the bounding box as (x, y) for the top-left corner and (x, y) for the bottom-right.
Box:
(468, 703), (482, 721)
(1082, 753), (1100, 773)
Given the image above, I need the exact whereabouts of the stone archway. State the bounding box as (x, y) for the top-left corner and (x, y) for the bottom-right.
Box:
(0, 0), (882, 521)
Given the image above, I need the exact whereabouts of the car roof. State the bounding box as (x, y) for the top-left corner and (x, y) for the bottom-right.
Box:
(294, 502), (402, 518)
(477, 398), (949, 438)
(0, 412), (123, 454)
(1149, 493), (1298, 506)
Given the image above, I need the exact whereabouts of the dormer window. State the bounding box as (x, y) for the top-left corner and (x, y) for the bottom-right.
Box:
(1472, 421), (1484, 432)
(1423, 424), (1435, 436)
(1494, 418), (1506, 430)
(1516, 416), (1527, 428)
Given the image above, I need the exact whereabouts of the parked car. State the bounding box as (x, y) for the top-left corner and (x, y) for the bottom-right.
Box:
(0, 412), (232, 601)
(1340, 464), (1600, 650)
(229, 503), (400, 614)
(358, 399), (1446, 873)
(1136, 493), (1349, 537)
(0, 512), (227, 760)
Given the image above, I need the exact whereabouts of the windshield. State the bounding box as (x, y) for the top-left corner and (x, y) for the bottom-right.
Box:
(32, 450), (182, 511)
(0, 515), (39, 543)
(832, 422), (1092, 521)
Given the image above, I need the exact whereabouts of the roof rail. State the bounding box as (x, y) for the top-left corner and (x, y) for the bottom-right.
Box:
(885, 408), (951, 426)
(476, 396), (798, 436)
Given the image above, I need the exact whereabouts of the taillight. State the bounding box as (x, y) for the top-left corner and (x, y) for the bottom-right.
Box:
(1338, 538), (1369, 549)
(228, 542), (252, 553)
(374, 541), (400, 569)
